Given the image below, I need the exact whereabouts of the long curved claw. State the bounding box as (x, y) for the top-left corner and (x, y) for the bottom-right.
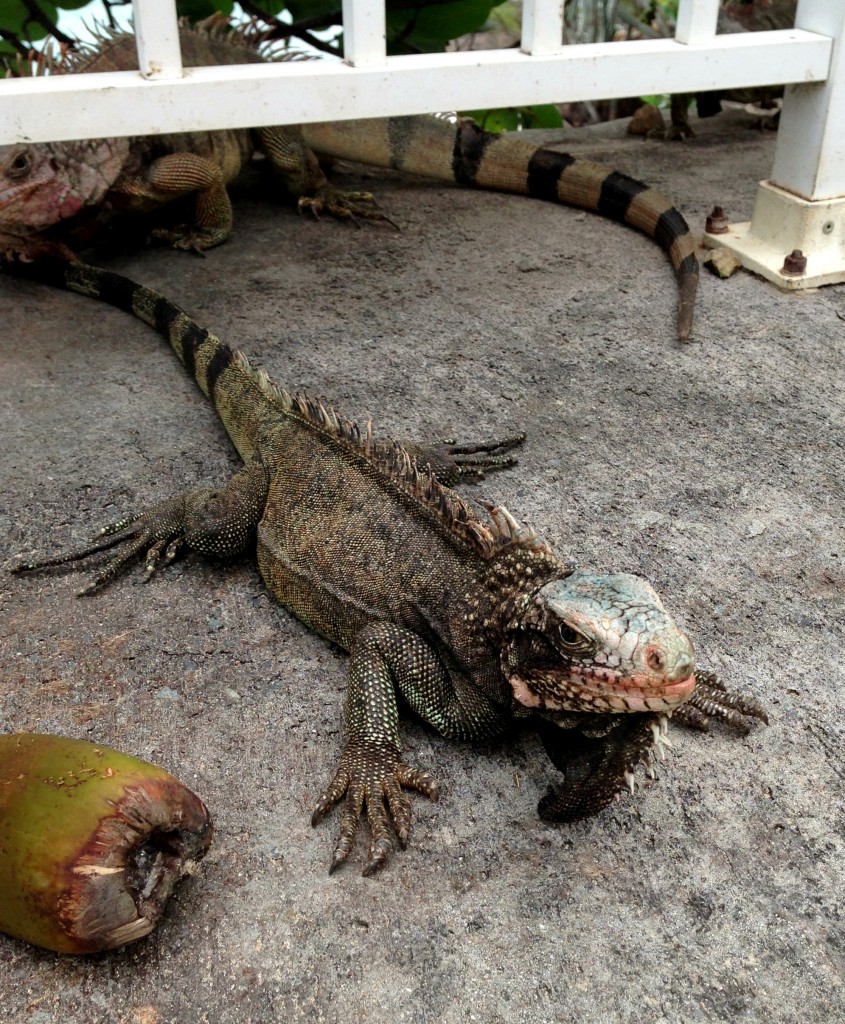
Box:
(311, 738), (439, 876)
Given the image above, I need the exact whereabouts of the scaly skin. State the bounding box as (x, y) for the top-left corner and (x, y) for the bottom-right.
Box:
(0, 26), (699, 338)
(6, 258), (765, 874)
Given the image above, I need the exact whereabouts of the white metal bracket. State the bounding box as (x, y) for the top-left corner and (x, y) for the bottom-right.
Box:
(704, 181), (845, 290)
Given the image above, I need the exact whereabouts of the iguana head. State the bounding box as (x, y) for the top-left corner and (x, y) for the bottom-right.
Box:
(0, 140), (128, 239)
(503, 570), (696, 714)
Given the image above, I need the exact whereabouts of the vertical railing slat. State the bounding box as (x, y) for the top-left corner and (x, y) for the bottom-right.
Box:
(521, 0), (565, 57)
(341, 0), (387, 66)
(675, 0), (720, 45)
(131, 0), (183, 79)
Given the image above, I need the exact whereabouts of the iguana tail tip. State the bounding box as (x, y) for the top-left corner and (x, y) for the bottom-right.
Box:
(676, 267), (700, 341)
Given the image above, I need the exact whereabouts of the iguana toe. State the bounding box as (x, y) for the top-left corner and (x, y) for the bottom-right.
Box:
(674, 669), (769, 732)
(403, 432), (526, 486)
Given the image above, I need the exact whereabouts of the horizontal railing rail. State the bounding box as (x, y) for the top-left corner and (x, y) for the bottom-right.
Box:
(0, 0), (830, 146)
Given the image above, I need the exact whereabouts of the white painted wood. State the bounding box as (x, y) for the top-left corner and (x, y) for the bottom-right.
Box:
(0, 30), (830, 145)
(770, 0), (845, 200)
(675, 0), (720, 45)
(341, 0), (387, 67)
(131, 0), (182, 80)
(521, 0), (564, 57)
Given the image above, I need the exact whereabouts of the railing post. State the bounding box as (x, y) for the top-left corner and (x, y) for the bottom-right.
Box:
(704, 0), (845, 291)
(131, 0), (183, 80)
(771, 0), (845, 201)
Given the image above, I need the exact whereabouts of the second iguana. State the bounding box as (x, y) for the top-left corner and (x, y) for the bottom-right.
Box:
(7, 257), (765, 875)
(0, 25), (699, 338)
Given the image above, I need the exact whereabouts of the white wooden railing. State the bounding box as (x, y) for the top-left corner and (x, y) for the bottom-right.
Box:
(1, 0), (844, 290)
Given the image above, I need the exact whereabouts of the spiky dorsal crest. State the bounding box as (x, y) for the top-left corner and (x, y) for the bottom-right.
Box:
(3, 17), (310, 79)
(231, 350), (552, 560)
(2, 40), (73, 77)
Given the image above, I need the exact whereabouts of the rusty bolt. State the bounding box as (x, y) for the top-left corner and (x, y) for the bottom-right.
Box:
(705, 206), (730, 234)
(781, 250), (807, 276)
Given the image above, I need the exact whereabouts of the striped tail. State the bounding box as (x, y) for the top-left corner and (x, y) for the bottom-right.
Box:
(7, 258), (271, 464)
(301, 116), (699, 340)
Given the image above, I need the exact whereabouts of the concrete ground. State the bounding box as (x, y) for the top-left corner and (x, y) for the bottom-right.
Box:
(0, 109), (843, 1024)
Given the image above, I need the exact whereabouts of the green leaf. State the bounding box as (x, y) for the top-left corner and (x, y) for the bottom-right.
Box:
(462, 107), (520, 133)
(0, 39), (17, 75)
(520, 103), (564, 129)
(0, 0), (58, 43)
(176, 0), (235, 22)
(285, 0), (340, 23)
(249, 0), (287, 15)
(386, 0), (499, 53)
(462, 104), (563, 132)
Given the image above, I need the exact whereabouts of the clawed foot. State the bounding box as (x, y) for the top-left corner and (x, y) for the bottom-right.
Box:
(298, 187), (398, 229)
(10, 498), (195, 595)
(12, 468), (266, 594)
(673, 669), (769, 733)
(405, 433), (526, 487)
(311, 738), (439, 876)
(150, 225), (228, 253)
(665, 122), (696, 141)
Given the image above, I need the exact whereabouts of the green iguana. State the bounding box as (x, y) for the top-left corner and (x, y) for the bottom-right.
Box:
(0, 25), (699, 338)
(7, 257), (766, 875)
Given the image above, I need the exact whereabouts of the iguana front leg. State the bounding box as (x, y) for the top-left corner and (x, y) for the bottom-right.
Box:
(535, 714), (660, 822)
(11, 463), (269, 592)
(311, 622), (506, 876)
(111, 152), (234, 251)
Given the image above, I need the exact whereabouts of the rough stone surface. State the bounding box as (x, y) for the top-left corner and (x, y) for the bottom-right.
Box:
(1, 109), (843, 1023)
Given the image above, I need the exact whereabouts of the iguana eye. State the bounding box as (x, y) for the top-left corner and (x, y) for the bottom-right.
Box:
(7, 150), (31, 179)
(556, 622), (589, 650)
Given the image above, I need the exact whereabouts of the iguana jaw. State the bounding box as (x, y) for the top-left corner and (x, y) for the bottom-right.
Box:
(508, 668), (695, 714)
(503, 570), (697, 715)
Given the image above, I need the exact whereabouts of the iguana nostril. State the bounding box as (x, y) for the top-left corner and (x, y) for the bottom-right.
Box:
(647, 648), (666, 672)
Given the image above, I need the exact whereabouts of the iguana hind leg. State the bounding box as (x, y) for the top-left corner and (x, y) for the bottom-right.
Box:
(401, 432), (525, 486)
(256, 126), (389, 225)
(12, 463), (269, 594)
